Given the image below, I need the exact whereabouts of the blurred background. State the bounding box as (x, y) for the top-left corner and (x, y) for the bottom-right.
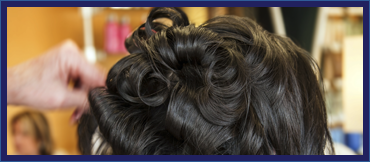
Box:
(7, 7), (363, 155)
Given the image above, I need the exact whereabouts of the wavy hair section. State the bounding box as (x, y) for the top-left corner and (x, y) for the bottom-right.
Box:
(78, 7), (334, 155)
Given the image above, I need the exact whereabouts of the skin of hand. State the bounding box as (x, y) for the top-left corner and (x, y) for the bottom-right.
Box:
(7, 40), (106, 123)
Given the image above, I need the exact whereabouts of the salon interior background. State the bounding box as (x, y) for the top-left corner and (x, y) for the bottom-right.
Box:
(7, 7), (363, 155)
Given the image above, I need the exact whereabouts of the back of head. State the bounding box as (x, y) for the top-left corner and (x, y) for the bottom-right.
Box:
(79, 7), (334, 155)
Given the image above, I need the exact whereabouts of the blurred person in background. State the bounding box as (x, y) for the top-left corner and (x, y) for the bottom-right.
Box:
(11, 111), (53, 155)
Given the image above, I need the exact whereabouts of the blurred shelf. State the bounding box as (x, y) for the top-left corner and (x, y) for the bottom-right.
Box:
(329, 122), (344, 129)
(328, 7), (363, 18)
(347, 7), (363, 17)
(81, 7), (149, 63)
(96, 50), (129, 69)
(328, 7), (344, 18)
(92, 7), (151, 15)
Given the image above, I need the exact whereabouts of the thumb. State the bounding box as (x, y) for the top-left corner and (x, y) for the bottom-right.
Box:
(70, 56), (106, 89)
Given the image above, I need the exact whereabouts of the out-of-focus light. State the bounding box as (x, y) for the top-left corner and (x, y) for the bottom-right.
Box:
(343, 35), (363, 133)
(81, 7), (93, 18)
(85, 46), (96, 63)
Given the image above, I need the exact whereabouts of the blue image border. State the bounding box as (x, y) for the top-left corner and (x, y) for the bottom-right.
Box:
(1, 1), (369, 161)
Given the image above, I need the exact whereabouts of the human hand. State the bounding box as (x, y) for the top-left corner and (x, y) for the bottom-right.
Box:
(7, 40), (106, 123)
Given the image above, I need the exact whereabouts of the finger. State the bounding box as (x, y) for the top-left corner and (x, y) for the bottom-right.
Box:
(70, 56), (106, 89)
(70, 106), (88, 125)
(62, 90), (88, 109)
(72, 77), (90, 93)
(59, 40), (106, 88)
(70, 109), (79, 125)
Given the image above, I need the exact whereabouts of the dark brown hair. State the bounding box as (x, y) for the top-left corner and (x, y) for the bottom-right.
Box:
(79, 7), (334, 155)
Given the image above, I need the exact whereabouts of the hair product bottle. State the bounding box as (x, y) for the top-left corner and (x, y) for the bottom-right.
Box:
(104, 14), (120, 54)
(119, 16), (131, 54)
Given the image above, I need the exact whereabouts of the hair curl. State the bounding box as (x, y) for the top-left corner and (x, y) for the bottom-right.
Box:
(78, 7), (334, 155)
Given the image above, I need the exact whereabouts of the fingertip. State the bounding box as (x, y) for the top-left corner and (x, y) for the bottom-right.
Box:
(63, 39), (79, 48)
(78, 61), (107, 88)
(99, 74), (107, 87)
(70, 107), (86, 125)
(96, 65), (108, 87)
(70, 110), (78, 125)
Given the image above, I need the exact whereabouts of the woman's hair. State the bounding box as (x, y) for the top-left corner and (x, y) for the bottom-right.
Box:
(11, 111), (53, 155)
(78, 7), (334, 155)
